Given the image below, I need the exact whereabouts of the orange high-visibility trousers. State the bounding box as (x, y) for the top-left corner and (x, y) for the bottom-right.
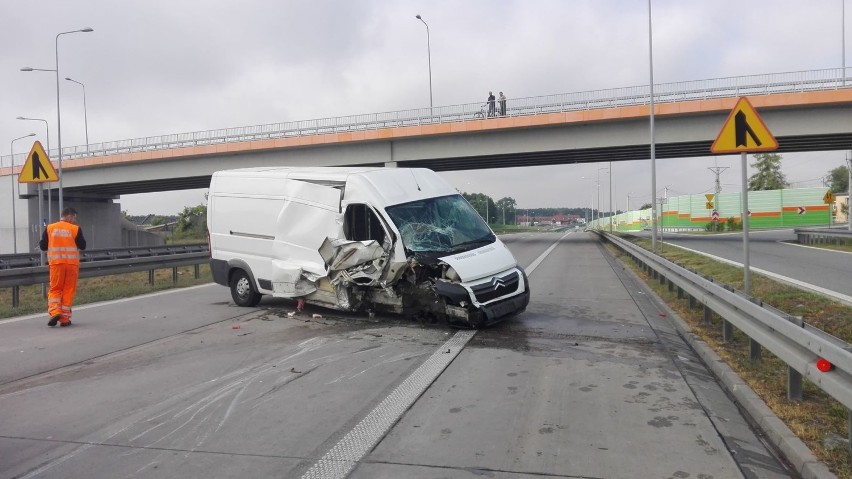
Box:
(48, 263), (79, 325)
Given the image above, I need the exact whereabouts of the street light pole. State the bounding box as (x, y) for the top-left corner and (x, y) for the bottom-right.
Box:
(65, 77), (89, 154)
(9, 133), (36, 253)
(54, 27), (94, 215)
(609, 161), (613, 232)
(415, 14), (433, 112)
(597, 166), (608, 227)
(17, 116), (52, 222)
(648, 0), (658, 252)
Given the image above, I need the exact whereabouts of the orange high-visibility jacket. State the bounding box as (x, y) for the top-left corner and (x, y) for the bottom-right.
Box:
(41, 221), (86, 264)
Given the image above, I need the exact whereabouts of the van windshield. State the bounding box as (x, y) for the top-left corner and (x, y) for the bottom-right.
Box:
(385, 194), (495, 254)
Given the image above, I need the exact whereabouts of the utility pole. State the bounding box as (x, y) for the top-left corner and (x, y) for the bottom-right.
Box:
(707, 167), (728, 202)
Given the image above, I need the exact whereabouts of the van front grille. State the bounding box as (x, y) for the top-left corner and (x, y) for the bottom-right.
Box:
(471, 271), (519, 303)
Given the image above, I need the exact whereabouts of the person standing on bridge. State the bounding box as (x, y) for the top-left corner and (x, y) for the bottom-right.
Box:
(487, 91), (496, 117)
(39, 207), (87, 327)
(498, 91), (507, 116)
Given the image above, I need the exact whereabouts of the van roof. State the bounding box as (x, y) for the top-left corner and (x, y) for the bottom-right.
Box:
(211, 167), (459, 205)
(212, 166), (385, 182)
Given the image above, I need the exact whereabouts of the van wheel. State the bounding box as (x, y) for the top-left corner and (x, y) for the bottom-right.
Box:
(230, 270), (261, 307)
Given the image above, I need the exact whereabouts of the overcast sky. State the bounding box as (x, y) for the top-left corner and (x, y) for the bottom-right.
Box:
(2, 0), (849, 214)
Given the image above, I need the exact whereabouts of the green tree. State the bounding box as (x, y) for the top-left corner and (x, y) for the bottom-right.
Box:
(827, 165), (849, 194)
(173, 204), (208, 240)
(495, 197), (517, 224)
(748, 153), (788, 191)
(461, 192), (496, 224)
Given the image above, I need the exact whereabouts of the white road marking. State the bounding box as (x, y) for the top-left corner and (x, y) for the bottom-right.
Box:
(300, 330), (476, 479)
(525, 231), (573, 275)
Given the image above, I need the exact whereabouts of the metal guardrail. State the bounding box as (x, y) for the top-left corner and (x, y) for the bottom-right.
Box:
(0, 244), (210, 307)
(597, 231), (852, 417)
(3, 68), (851, 167)
(795, 227), (852, 245)
(0, 243), (208, 270)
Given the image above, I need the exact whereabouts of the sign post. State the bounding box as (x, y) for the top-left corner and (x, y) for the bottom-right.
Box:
(710, 97), (778, 295)
(19, 141), (59, 263)
(824, 190), (835, 229)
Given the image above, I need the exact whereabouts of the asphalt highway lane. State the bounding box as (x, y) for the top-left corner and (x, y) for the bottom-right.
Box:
(0, 232), (797, 478)
(645, 229), (852, 303)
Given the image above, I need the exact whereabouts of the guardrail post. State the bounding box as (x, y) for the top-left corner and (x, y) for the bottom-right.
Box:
(689, 295), (696, 309)
(148, 270), (155, 285)
(787, 367), (802, 401)
(723, 320), (733, 342)
(172, 267), (178, 284)
(659, 274), (666, 285)
(12, 286), (20, 308)
(676, 286), (683, 299)
(703, 304), (712, 325)
(667, 278), (674, 291)
(749, 339), (762, 360)
(194, 264), (200, 279)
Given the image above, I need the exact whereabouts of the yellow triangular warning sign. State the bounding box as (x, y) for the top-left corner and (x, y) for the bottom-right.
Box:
(710, 97), (778, 154)
(19, 140), (59, 183)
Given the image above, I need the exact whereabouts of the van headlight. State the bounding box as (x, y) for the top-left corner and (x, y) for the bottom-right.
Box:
(444, 265), (460, 282)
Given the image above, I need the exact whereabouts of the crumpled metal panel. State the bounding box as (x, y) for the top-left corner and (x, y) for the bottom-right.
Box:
(319, 238), (385, 271)
(271, 261), (322, 297)
(318, 237), (388, 287)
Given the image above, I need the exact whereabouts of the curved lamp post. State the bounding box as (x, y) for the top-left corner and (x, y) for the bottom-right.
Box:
(22, 27), (93, 217)
(597, 166), (608, 226)
(415, 14), (433, 111)
(65, 77), (89, 154)
(54, 28), (94, 214)
(10, 133), (36, 253)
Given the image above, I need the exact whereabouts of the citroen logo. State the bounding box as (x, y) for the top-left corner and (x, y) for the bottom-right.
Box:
(491, 277), (506, 289)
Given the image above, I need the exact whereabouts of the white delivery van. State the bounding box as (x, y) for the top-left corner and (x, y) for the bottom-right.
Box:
(207, 166), (529, 328)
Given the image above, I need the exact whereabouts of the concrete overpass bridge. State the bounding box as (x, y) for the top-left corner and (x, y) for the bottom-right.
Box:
(2, 68), (852, 251)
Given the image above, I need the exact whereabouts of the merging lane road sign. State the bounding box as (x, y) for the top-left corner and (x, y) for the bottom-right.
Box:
(18, 140), (59, 183)
(710, 97), (778, 154)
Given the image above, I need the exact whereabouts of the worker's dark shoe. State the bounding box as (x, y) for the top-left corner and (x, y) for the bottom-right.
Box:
(47, 314), (61, 327)
(59, 321), (72, 327)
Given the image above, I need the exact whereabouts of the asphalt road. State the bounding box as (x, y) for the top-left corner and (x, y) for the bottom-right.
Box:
(640, 229), (852, 304)
(0, 231), (797, 478)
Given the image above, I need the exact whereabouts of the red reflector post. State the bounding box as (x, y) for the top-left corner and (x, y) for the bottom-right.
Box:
(816, 358), (833, 372)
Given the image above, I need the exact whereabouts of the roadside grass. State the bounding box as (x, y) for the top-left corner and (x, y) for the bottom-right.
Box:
(0, 265), (213, 320)
(607, 235), (852, 477)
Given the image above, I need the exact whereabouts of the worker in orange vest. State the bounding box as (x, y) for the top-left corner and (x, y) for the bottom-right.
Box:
(39, 207), (87, 327)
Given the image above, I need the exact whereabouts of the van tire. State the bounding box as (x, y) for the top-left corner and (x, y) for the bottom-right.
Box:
(230, 270), (262, 307)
